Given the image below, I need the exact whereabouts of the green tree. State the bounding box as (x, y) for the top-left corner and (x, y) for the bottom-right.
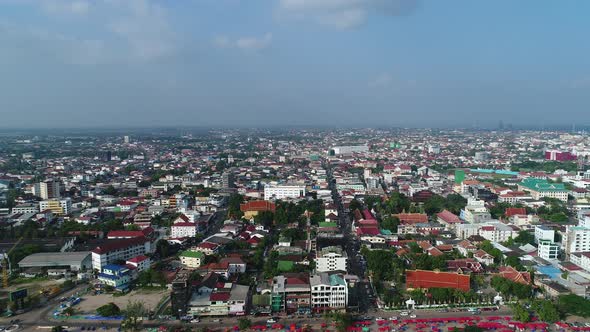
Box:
(512, 303), (531, 322)
(384, 192), (411, 214)
(103, 185), (118, 196)
(533, 300), (560, 323)
(227, 193), (245, 219)
(97, 302), (121, 317)
(380, 216), (399, 233)
(514, 231), (536, 245)
(238, 318), (252, 330)
(121, 300), (146, 331)
(423, 195), (446, 215)
(52, 327), (65, 332)
(155, 239), (170, 257)
(61, 280), (75, 291)
(557, 294), (590, 318)
(326, 313), (352, 332)
(348, 199), (363, 213)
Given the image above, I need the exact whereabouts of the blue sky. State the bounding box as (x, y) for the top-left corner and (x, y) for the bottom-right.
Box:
(1, 0), (590, 128)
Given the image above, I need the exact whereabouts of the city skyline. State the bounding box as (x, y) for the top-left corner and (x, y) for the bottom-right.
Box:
(2, 0), (590, 128)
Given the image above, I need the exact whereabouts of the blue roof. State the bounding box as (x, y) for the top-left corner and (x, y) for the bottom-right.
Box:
(103, 264), (127, 271)
(98, 273), (122, 280)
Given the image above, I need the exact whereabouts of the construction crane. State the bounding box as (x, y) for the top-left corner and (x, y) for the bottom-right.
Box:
(1, 238), (23, 288)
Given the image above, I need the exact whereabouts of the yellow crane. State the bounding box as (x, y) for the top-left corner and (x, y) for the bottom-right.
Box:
(1, 238), (23, 288)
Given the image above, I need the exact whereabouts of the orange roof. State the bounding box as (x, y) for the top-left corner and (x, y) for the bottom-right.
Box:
(505, 207), (527, 217)
(394, 213), (428, 224)
(240, 200), (276, 212)
(497, 266), (532, 285)
(406, 270), (470, 292)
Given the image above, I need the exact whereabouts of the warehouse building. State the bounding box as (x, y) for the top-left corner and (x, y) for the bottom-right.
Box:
(18, 251), (92, 272)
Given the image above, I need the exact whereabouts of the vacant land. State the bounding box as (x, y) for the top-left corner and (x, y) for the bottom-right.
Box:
(76, 288), (168, 314)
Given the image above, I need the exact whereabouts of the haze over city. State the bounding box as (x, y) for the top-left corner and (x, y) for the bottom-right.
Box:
(2, 0), (590, 128)
(5, 2), (590, 332)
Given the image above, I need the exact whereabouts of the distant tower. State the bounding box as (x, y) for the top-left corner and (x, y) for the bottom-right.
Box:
(498, 120), (504, 130)
(222, 169), (235, 189)
(227, 154), (234, 164)
(124, 135), (130, 144)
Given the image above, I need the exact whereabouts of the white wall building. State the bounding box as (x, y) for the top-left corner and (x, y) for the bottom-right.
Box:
(563, 226), (590, 255)
(91, 237), (151, 271)
(310, 273), (348, 311)
(570, 252), (590, 272)
(538, 239), (559, 260)
(331, 145), (369, 155)
(39, 198), (72, 215)
(316, 246), (348, 272)
(478, 222), (516, 243)
(264, 185), (306, 201)
(535, 225), (555, 243)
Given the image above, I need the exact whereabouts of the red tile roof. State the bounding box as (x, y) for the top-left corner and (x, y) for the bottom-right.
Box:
(497, 266), (532, 285)
(240, 200), (276, 212)
(127, 255), (149, 263)
(437, 210), (461, 223)
(209, 292), (231, 302)
(177, 214), (190, 222)
(356, 226), (381, 236)
(92, 236), (148, 255)
(362, 209), (375, 220)
(172, 222), (197, 227)
(406, 269), (470, 292)
(107, 229), (148, 238)
(505, 208), (527, 217)
(394, 213), (428, 224)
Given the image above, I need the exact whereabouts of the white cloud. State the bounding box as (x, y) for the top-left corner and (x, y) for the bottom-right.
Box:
(277, 0), (419, 30)
(213, 35), (231, 48)
(213, 33), (273, 51)
(42, 0), (90, 16)
(0, 0), (177, 64)
(369, 73), (393, 87)
(106, 0), (177, 61)
(236, 33), (273, 51)
(317, 8), (366, 29)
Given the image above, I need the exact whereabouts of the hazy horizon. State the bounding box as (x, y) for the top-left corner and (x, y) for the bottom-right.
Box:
(2, 0), (590, 128)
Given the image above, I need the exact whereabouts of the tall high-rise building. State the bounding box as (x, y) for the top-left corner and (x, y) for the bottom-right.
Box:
(222, 169), (235, 188)
(123, 135), (130, 144)
(171, 270), (191, 318)
(33, 180), (61, 200)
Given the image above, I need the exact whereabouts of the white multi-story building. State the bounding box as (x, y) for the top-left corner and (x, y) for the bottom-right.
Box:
(538, 239), (559, 260)
(180, 250), (204, 268)
(456, 223), (481, 240)
(170, 214), (198, 238)
(126, 255), (151, 273)
(535, 225), (555, 243)
(264, 185), (305, 201)
(316, 246), (348, 272)
(563, 226), (590, 255)
(310, 273), (348, 311)
(331, 145), (369, 155)
(570, 252), (590, 272)
(33, 180), (60, 200)
(91, 237), (151, 271)
(478, 222), (516, 243)
(39, 198), (72, 215)
(460, 198), (491, 223)
(11, 204), (39, 214)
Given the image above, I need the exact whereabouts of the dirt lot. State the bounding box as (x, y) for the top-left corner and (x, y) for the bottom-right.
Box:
(75, 288), (168, 314)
